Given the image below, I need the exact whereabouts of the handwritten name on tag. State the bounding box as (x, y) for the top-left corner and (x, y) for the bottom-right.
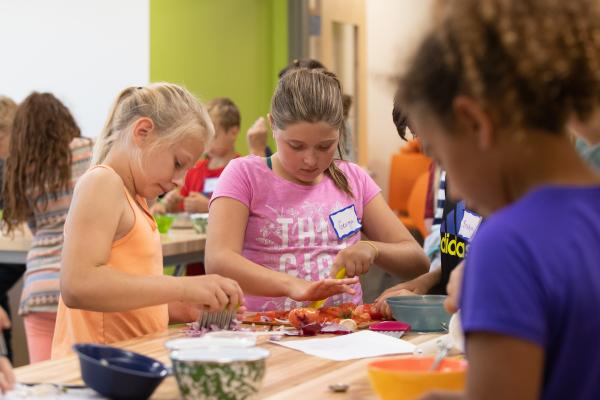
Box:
(458, 210), (482, 239)
(329, 205), (361, 240)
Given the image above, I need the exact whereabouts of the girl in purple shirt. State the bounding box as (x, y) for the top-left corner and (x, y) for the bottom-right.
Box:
(397, 1), (600, 399)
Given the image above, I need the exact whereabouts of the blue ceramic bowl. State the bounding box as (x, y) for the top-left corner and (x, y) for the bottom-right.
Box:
(386, 295), (451, 332)
(73, 343), (169, 400)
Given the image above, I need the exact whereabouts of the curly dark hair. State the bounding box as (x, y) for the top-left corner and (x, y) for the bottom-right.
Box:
(2, 92), (81, 234)
(396, 0), (600, 134)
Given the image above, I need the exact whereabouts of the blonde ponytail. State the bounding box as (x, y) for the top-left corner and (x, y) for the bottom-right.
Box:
(92, 83), (214, 166)
(92, 87), (136, 165)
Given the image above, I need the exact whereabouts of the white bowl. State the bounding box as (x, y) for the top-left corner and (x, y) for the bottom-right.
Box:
(164, 334), (256, 351)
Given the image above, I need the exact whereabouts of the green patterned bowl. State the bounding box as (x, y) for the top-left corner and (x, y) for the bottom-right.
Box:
(170, 347), (269, 400)
(190, 213), (209, 234)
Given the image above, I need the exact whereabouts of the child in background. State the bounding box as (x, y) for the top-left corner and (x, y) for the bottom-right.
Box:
(52, 83), (243, 359)
(2, 93), (93, 363)
(206, 68), (429, 311)
(374, 105), (482, 318)
(154, 97), (241, 214)
(397, 1), (600, 399)
(0, 95), (25, 363)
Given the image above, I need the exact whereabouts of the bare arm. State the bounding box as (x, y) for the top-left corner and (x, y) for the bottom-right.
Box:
(246, 117), (268, 157)
(60, 169), (242, 312)
(420, 332), (543, 400)
(356, 193), (429, 278)
(205, 197), (357, 301)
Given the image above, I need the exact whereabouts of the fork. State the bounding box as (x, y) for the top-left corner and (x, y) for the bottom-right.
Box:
(197, 307), (236, 330)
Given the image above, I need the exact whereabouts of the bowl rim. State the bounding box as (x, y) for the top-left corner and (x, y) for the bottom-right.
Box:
(164, 336), (256, 351)
(386, 295), (447, 303)
(368, 356), (466, 375)
(73, 343), (169, 379)
(170, 346), (270, 363)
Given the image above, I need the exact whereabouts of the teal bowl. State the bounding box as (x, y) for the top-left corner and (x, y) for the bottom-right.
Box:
(386, 295), (451, 332)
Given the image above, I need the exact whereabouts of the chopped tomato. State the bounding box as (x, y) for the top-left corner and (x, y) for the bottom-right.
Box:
(288, 308), (320, 329)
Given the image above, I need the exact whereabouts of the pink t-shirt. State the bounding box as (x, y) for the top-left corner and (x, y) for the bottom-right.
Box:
(210, 155), (381, 311)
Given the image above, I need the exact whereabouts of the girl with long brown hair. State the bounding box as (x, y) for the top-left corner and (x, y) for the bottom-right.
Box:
(206, 68), (429, 311)
(2, 92), (93, 362)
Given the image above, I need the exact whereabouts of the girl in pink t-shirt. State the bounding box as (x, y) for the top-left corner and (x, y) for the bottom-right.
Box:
(206, 68), (429, 311)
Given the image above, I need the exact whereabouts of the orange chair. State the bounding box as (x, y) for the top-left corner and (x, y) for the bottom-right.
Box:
(388, 140), (432, 236)
(406, 171), (430, 239)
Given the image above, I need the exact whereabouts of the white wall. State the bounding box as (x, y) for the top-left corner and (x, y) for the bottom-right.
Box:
(0, 0), (149, 138)
(365, 0), (432, 196)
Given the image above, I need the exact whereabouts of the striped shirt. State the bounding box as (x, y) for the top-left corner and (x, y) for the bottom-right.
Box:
(19, 137), (93, 315)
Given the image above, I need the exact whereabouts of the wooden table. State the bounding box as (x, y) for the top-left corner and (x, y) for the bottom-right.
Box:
(14, 327), (441, 399)
(0, 227), (206, 266)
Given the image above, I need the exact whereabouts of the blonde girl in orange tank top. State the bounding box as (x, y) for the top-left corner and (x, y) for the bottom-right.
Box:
(51, 83), (244, 359)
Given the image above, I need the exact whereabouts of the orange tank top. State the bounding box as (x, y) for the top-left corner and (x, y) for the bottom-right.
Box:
(51, 165), (169, 359)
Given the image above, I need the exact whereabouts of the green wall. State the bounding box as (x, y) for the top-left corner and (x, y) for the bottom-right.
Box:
(150, 0), (288, 154)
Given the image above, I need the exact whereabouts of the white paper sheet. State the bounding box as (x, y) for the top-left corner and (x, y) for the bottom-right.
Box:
(5, 384), (105, 399)
(271, 330), (416, 361)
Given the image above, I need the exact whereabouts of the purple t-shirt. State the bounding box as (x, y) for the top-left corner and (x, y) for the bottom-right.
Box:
(461, 185), (600, 400)
(211, 155), (381, 311)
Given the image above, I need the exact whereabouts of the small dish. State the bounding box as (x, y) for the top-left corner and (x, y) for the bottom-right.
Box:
(369, 321), (411, 338)
(368, 356), (466, 400)
(165, 334), (256, 351)
(154, 214), (175, 234)
(73, 343), (168, 400)
(386, 295), (451, 332)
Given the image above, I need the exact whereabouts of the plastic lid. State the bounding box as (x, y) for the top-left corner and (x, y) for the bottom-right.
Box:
(369, 321), (411, 332)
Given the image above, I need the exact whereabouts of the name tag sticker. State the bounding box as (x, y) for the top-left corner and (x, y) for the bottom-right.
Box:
(203, 177), (219, 195)
(458, 211), (482, 240)
(329, 204), (362, 240)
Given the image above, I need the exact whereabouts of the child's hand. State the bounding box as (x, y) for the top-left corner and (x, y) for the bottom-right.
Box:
(287, 276), (359, 302)
(374, 287), (421, 319)
(373, 271), (438, 318)
(182, 274), (244, 312)
(183, 192), (209, 213)
(150, 202), (166, 215)
(0, 307), (11, 330)
(0, 356), (14, 393)
(164, 190), (183, 212)
(445, 261), (464, 314)
(246, 117), (268, 156)
(332, 241), (378, 277)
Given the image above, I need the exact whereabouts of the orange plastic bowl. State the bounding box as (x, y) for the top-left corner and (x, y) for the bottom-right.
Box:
(368, 356), (466, 400)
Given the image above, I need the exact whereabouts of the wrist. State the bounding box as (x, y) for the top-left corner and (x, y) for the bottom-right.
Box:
(416, 271), (438, 291)
(284, 275), (304, 300)
(360, 240), (379, 260)
(172, 276), (187, 303)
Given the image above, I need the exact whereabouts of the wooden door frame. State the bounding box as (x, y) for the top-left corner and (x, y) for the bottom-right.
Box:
(320, 0), (367, 165)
